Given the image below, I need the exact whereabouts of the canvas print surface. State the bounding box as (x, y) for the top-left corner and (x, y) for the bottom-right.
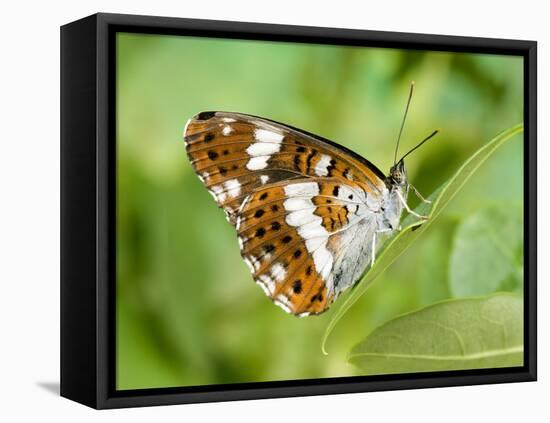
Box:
(115, 32), (524, 390)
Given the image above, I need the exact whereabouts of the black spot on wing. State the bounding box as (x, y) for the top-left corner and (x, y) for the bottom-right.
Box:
(310, 293), (323, 302)
(306, 149), (317, 172)
(327, 159), (337, 176)
(343, 168), (351, 180)
(294, 154), (301, 171)
(196, 111), (217, 120)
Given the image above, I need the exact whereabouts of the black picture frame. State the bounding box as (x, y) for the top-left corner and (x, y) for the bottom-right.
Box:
(60, 12), (537, 409)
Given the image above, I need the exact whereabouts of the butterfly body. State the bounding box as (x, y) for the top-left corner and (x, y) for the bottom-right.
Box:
(184, 111), (411, 316)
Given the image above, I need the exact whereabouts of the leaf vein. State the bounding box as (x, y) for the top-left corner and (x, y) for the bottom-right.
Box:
(349, 345), (523, 362)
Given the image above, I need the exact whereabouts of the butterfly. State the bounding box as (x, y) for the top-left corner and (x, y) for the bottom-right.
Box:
(183, 85), (437, 317)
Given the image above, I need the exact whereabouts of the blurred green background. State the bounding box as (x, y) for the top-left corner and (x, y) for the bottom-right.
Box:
(116, 32), (524, 390)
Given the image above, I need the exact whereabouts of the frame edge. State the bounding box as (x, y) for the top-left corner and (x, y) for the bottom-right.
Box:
(67, 12), (538, 409)
(60, 13), (100, 409)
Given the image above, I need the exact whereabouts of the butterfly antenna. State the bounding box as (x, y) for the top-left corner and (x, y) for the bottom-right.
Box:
(399, 129), (440, 162)
(394, 81), (415, 165)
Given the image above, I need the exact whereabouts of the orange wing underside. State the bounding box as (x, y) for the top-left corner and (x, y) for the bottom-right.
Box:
(237, 184), (350, 315)
(184, 112), (386, 220)
(183, 111), (386, 315)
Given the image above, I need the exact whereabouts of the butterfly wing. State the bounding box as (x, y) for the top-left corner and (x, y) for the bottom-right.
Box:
(184, 111), (387, 223)
(236, 178), (381, 315)
(184, 111), (389, 315)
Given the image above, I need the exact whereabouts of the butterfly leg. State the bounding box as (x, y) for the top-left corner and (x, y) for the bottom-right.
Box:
(396, 190), (429, 220)
(409, 183), (431, 204)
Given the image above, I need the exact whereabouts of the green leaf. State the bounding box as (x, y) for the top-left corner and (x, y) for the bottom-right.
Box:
(449, 206), (523, 297)
(415, 219), (455, 306)
(348, 294), (523, 374)
(321, 123), (524, 355)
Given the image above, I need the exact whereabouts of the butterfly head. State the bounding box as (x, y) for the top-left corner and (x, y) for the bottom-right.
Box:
(389, 128), (439, 189)
(388, 160), (407, 187)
